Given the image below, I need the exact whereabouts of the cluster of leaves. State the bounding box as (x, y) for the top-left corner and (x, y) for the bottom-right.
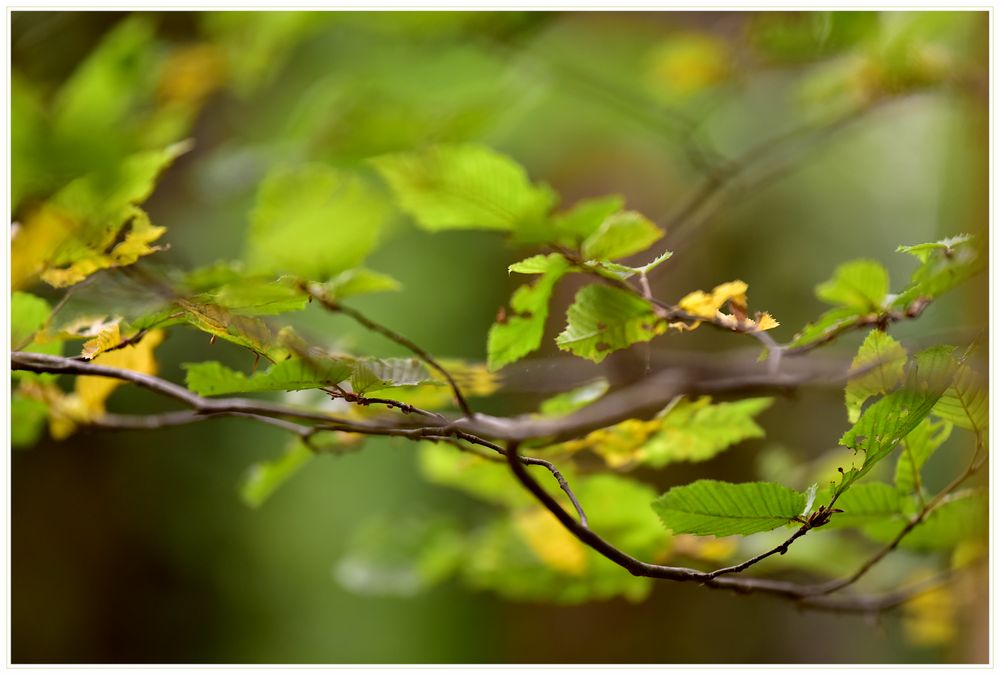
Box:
(9, 12), (987, 646)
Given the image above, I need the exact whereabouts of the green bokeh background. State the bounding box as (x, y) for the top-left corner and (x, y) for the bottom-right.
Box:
(11, 10), (988, 663)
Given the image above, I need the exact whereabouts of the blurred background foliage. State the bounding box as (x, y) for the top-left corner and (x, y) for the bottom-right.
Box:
(11, 10), (988, 663)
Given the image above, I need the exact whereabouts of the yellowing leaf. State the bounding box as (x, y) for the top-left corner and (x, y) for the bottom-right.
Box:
(513, 506), (588, 576)
(671, 534), (738, 563)
(76, 329), (165, 415)
(156, 43), (228, 105)
(647, 34), (730, 98)
(678, 280), (778, 331)
(81, 323), (123, 359)
(903, 582), (956, 647)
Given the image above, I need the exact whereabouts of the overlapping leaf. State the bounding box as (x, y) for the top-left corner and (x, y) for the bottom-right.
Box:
(556, 284), (662, 363)
(653, 480), (806, 537)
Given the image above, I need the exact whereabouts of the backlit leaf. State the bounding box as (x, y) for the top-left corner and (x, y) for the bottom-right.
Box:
(374, 144), (556, 232)
(844, 329), (907, 423)
(184, 358), (353, 396)
(895, 418), (952, 496)
(580, 211), (663, 261)
(815, 259), (889, 311)
(248, 164), (389, 280)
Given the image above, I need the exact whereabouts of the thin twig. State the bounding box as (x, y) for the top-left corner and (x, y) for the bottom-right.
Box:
(306, 290), (474, 418)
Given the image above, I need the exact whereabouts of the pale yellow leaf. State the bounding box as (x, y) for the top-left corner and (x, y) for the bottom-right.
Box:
(514, 506), (588, 576)
(76, 329), (165, 415)
(81, 323), (122, 359)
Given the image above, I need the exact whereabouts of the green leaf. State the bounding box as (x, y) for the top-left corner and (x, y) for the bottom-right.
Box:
(12, 291), (52, 349)
(836, 346), (954, 496)
(652, 480), (806, 536)
(349, 357), (435, 394)
(199, 276), (308, 316)
(311, 268), (401, 301)
(641, 397), (773, 467)
(508, 253), (562, 274)
(333, 514), (465, 597)
(184, 358), (353, 396)
(815, 259), (889, 311)
(487, 255), (570, 371)
(893, 234), (984, 307)
(247, 164), (389, 280)
(932, 359), (987, 432)
(844, 329), (907, 423)
(538, 379), (610, 416)
(555, 284), (661, 363)
(544, 195), (625, 245)
(12, 393), (49, 448)
(373, 144), (556, 232)
(789, 306), (865, 349)
(580, 211), (663, 261)
(895, 418), (952, 496)
(239, 441), (314, 508)
(828, 482), (902, 528)
(860, 491), (987, 551)
(896, 234), (973, 263)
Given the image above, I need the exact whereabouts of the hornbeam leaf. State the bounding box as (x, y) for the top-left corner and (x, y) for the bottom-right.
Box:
(556, 284), (662, 363)
(844, 329), (907, 423)
(240, 440), (314, 509)
(836, 346), (954, 497)
(895, 418), (952, 496)
(373, 144), (556, 233)
(932, 359), (987, 432)
(580, 211), (663, 261)
(487, 254), (570, 371)
(652, 480), (806, 536)
(184, 358), (353, 396)
(789, 306), (866, 349)
(815, 259), (889, 311)
(641, 397), (773, 467)
(248, 164), (389, 280)
(893, 234), (983, 307)
(827, 482), (903, 528)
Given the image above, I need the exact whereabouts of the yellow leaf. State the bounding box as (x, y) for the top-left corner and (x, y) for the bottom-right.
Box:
(11, 206), (78, 290)
(903, 583), (956, 647)
(157, 43), (228, 105)
(76, 329), (165, 415)
(647, 34), (730, 98)
(561, 418), (661, 468)
(17, 381), (93, 441)
(40, 207), (166, 288)
(514, 506), (588, 576)
(671, 534), (738, 563)
(677, 280), (778, 332)
(755, 311), (780, 331)
(81, 323), (122, 359)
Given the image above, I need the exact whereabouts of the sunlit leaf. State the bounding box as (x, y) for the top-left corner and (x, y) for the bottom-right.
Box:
(815, 259), (889, 311)
(248, 164), (389, 280)
(932, 358), (987, 432)
(580, 211), (663, 261)
(373, 144), (557, 232)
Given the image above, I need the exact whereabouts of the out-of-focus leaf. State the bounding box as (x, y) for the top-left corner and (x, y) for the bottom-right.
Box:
(827, 482), (902, 528)
(514, 506), (588, 576)
(580, 211), (663, 261)
(556, 284), (662, 363)
(641, 397), (773, 467)
(538, 379), (609, 416)
(895, 418), (952, 496)
(349, 357), (435, 394)
(543, 195), (625, 245)
(333, 513), (465, 596)
(373, 144), (557, 233)
(200, 277), (309, 316)
(750, 11), (880, 63)
(177, 299), (288, 360)
(815, 259), (890, 311)
(646, 33), (731, 98)
(310, 268), (401, 301)
(487, 254), (570, 371)
(844, 329), (907, 423)
(861, 491), (987, 551)
(239, 440), (314, 508)
(76, 329), (166, 415)
(184, 358), (353, 396)
(653, 480), (806, 537)
(12, 394), (49, 448)
(247, 164), (389, 280)
(789, 306), (865, 349)
(932, 358), (987, 433)
(12, 291), (53, 350)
